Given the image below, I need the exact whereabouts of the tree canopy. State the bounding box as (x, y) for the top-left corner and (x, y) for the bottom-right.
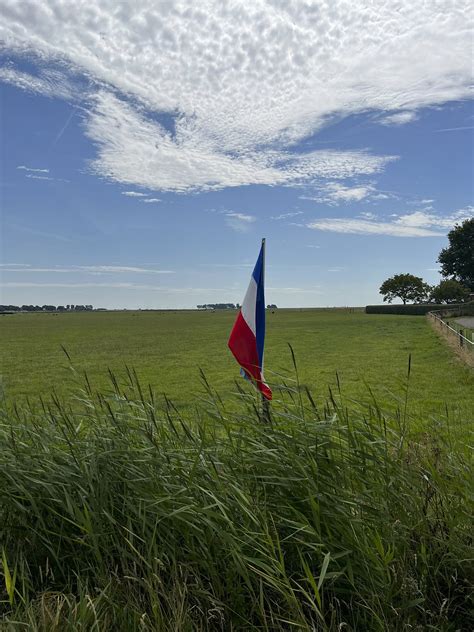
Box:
(430, 279), (470, 304)
(438, 217), (474, 290)
(379, 273), (430, 304)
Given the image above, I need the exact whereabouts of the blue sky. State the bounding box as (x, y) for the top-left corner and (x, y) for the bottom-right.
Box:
(1, 1), (473, 309)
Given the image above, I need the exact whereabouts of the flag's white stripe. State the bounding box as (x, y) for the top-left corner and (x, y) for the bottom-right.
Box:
(240, 276), (257, 336)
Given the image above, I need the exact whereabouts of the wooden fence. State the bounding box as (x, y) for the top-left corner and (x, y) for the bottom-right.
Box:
(427, 307), (474, 364)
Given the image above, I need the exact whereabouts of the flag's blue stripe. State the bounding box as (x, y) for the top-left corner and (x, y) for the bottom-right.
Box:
(252, 243), (265, 370)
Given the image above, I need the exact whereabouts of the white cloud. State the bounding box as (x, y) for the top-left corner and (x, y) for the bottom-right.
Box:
(436, 208), (471, 224)
(142, 198), (161, 204)
(271, 211), (303, 220)
(84, 91), (394, 192)
(25, 174), (54, 181)
(332, 185), (375, 202)
(17, 165), (49, 173)
(435, 125), (474, 132)
(225, 212), (255, 222)
(17, 166), (68, 183)
(224, 211), (256, 232)
(303, 182), (376, 205)
(307, 208), (473, 238)
(1, 282), (148, 289)
(0, 282), (235, 294)
(394, 208), (473, 229)
(0, 66), (77, 100)
(1, 265), (174, 274)
(1, 268), (76, 273)
(1, 1), (471, 192)
(379, 111), (418, 126)
(307, 218), (442, 237)
(76, 265), (174, 274)
(121, 191), (148, 197)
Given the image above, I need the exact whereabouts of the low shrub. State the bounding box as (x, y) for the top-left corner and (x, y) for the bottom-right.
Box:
(365, 302), (470, 315)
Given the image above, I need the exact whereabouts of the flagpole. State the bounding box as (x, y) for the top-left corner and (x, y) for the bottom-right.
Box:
(261, 237), (271, 423)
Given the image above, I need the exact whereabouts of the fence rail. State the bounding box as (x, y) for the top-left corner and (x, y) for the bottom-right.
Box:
(427, 309), (474, 355)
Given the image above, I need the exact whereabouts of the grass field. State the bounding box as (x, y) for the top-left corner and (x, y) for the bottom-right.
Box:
(1, 309), (473, 629)
(1, 309), (473, 421)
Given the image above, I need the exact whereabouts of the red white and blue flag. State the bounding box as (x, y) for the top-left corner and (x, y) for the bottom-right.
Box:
(228, 239), (272, 400)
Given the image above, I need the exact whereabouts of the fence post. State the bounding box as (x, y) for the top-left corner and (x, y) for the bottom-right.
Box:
(460, 330), (464, 347)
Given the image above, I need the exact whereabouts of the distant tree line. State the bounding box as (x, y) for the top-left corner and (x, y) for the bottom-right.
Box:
(197, 303), (240, 310)
(196, 303), (278, 310)
(379, 275), (471, 305)
(0, 304), (94, 312)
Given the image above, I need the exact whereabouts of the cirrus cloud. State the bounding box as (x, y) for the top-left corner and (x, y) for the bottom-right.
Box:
(0, 264), (174, 274)
(17, 165), (49, 173)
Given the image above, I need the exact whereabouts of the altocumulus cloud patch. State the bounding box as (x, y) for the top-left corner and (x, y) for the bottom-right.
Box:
(0, 0), (472, 193)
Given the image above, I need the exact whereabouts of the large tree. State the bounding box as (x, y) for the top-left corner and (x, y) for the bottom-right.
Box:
(379, 273), (430, 304)
(438, 218), (474, 290)
(430, 279), (470, 304)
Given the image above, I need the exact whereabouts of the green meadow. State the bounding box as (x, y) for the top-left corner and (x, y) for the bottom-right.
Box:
(1, 308), (473, 420)
(1, 309), (473, 630)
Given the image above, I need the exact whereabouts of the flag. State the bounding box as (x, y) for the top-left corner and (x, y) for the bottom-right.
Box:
(228, 239), (272, 400)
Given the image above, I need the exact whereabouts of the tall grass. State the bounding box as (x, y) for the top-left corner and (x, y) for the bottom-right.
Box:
(0, 365), (472, 630)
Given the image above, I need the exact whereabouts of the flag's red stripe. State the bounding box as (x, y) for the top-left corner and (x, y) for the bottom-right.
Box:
(228, 311), (272, 400)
